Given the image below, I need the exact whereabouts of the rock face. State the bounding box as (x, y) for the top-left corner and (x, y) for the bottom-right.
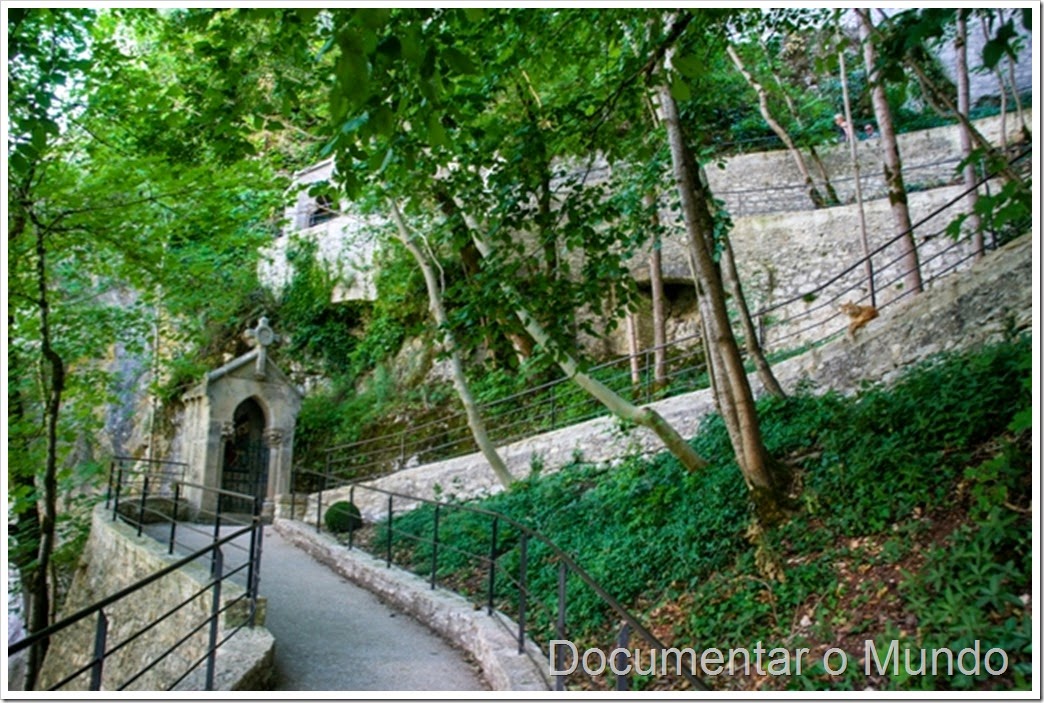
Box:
(301, 234), (1031, 524)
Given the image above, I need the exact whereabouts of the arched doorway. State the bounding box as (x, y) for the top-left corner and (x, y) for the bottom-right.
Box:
(221, 398), (269, 515)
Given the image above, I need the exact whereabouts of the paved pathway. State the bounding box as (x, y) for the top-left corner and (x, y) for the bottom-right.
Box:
(149, 524), (485, 691)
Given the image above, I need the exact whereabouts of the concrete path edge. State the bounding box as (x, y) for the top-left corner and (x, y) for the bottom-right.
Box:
(273, 518), (550, 691)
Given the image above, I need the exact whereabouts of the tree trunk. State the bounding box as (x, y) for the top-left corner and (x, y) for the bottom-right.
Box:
(856, 8), (923, 295)
(646, 196), (668, 390)
(837, 25), (876, 306)
(726, 45), (826, 209)
(28, 225), (64, 690)
(720, 236), (786, 398)
(389, 200), (514, 488)
(658, 81), (783, 517)
(955, 11), (984, 260)
(461, 212), (709, 474)
(626, 312), (641, 389)
(980, 14), (1010, 152)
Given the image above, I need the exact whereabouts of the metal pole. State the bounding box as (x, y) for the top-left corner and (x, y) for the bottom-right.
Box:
(168, 483), (180, 555)
(430, 503), (440, 590)
(246, 496), (260, 607)
(290, 468), (296, 522)
(205, 549), (223, 691)
(316, 473), (325, 534)
(487, 517), (498, 616)
(517, 534), (528, 654)
(89, 610), (108, 691)
(211, 496), (223, 576)
(386, 494), (394, 568)
(113, 465), (124, 521)
(348, 485), (356, 550)
(615, 623), (631, 691)
(555, 562), (567, 692)
(105, 461), (115, 509)
(549, 385), (556, 431)
(137, 476), (150, 537)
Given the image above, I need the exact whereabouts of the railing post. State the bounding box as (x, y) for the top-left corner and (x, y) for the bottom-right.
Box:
(549, 385), (556, 431)
(644, 349), (651, 404)
(386, 494), (394, 568)
(316, 474), (325, 534)
(89, 610), (108, 691)
(615, 623), (631, 691)
(112, 465), (124, 521)
(290, 468), (297, 522)
(168, 482), (180, 555)
(555, 562), (567, 692)
(399, 432), (406, 471)
(246, 495), (260, 610)
(487, 517), (498, 616)
(348, 485), (356, 550)
(205, 548), (223, 691)
(211, 497), (223, 576)
(136, 476), (150, 537)
(517, 534), (528, 654)
(105, 461), (115, 509)
(430, 503), (440, 590)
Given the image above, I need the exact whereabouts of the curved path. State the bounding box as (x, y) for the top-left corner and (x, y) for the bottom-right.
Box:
(148, 524), (485, 691)
(259, 527), (484, 691)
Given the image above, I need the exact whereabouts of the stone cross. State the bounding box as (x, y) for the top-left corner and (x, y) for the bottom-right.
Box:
(244, 316), (279, 379)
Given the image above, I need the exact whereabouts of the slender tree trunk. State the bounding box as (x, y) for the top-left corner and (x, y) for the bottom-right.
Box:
(720, 237), (786, 398)
(856, 8), (923, 295)
(837, 26), (876, 306)
(647, 206), (668, 389)
(658, 81), (783, 516)
(726, 45), (826, 209)
(757, 40), (840, 206)
(955, 12), (985, 260)
(388, 200), (513, 488)
(28, 225), (64, 690)
(626, 312), (641, 389)
(460, 211), (709, 473)
(980, 14), (1010, 152)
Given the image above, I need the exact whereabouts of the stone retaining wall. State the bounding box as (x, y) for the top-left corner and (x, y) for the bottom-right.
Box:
(36, 504), (274, 691)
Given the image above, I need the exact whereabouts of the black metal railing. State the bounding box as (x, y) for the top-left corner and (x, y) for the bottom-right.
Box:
(309, 144), (1029, 485)
(297, 474), (709, 692)
(8, 468), (265, 691)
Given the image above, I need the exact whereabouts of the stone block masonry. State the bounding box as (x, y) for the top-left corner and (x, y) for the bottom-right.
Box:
(302, 233), (1031, 525)
(36, 504), (275, 691)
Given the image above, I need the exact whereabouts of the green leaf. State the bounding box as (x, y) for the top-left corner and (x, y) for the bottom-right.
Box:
(442, 46), (477, 75)
(672, 54), (703, 79)
(669, 77), (692, 102)
(427, 112), (447, 147)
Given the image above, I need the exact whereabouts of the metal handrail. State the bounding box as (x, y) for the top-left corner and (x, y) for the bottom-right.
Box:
(299, 471), (709, 691)
(11, 470), (266, 691)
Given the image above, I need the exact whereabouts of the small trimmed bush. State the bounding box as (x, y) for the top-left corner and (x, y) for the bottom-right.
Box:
(325, 501), (363, 533)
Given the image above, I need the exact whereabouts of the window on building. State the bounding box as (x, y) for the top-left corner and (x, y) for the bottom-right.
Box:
(308, 194), (337, 227)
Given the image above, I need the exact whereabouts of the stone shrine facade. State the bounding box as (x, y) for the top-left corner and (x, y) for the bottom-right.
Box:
(181, 317), (301, 519)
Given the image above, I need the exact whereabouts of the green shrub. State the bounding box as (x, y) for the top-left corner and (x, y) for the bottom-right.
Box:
(325, 501), (363, 533)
